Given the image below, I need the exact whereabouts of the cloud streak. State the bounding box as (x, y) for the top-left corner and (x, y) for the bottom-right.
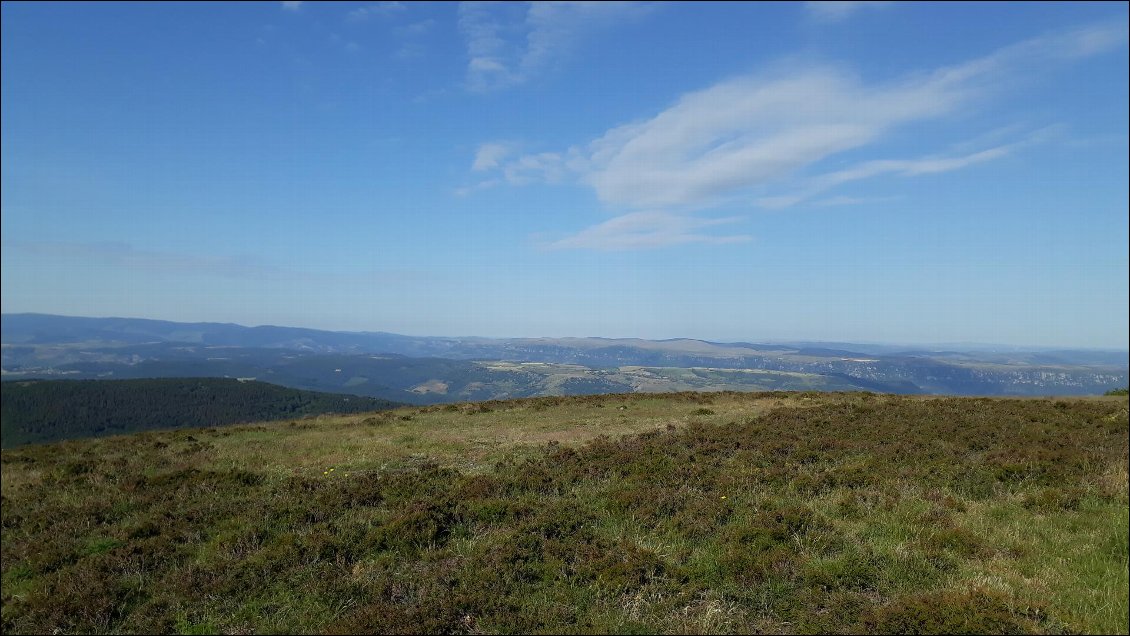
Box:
(459, 1), (649, 91)
(755, 139), (1034, 209)
(470, 22), (1125, 214)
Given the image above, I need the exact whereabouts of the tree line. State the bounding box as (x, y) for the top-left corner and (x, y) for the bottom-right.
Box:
(0, 378), (403, 446)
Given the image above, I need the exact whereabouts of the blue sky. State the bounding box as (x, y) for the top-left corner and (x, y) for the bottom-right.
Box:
(2, 1), (1127, 348)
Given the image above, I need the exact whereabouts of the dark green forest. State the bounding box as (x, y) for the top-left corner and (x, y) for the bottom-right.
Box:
(0, 378), (403, 447)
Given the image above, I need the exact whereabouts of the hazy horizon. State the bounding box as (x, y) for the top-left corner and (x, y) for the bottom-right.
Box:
(4, 310), (1128, 354)
(3, 2), (1127, 349)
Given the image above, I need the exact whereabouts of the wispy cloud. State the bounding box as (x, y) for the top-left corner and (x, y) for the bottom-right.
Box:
(459, 1), (650, 92)
(470, 22), (1126, 215)
(281, 1), (303, 11)
(347, 1), (405, 22)
(471, 142), (517, 171)
(805, 1), (893, 23)
(454, 178), (503, 197)
(756, 138), (1035, 209)
(544, 211), (750, 251)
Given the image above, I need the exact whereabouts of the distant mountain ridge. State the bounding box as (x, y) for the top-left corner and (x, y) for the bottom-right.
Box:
(4, 313), (1126, 362)
(2, 313), (1127, 397)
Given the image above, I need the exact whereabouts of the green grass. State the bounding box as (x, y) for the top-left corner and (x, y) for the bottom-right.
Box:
(2, 392), (1127, 634)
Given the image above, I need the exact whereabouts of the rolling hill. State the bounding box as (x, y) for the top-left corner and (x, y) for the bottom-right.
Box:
(3, 314), (1127, 398)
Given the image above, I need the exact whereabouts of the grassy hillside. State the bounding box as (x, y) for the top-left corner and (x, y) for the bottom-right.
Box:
(1, 392), (1127, 634)
(0, 378), (404, 447)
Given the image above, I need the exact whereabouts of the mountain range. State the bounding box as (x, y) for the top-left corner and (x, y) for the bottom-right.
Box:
(2, 313), (1126, 400)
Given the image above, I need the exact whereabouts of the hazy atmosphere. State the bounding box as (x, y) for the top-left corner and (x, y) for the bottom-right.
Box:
(2, 1), (1127, 348)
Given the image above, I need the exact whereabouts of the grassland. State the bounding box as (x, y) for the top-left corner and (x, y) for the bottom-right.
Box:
(2, 391), (1127, 634)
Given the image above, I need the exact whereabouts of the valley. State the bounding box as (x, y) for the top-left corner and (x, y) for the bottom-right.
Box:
(3, 314), (1126, 401)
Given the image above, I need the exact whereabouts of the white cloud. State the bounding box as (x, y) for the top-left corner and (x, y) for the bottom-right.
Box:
(454, 178), (503, 197)
(462, 21), (1126, 249)
(471, 142), (517, 171)
(546, 211), (750, 251)
(869, 146), (1013, 177)
(503, 151), (571, 184)
(474, 22), (1126, 212)
(759, 126), (1066, 208)
(459, 1), (650, 91)
(281, 1), (303, 11)
(582, 68), (945, 209)
(756, 144), (1018, 208)
(805, 1), (893, 23)
(348, 1), (405, 22)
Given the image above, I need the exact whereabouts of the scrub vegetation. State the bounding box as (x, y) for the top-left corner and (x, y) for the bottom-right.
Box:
(2, 391), (1127, 634)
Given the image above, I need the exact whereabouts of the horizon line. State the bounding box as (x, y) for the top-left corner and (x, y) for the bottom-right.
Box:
(2, 311), (1127, 353)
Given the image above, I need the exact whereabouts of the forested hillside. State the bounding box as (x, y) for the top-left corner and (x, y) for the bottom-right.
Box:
(0, 378), (403, 447)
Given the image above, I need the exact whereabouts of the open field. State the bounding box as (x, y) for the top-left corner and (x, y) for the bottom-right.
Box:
(2, 392), (1127, 634)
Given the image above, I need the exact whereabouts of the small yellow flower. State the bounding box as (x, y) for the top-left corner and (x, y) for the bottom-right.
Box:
(329, 468), (335, 472)
(323, 471), (328, 475)
(721, 496), (727, 500)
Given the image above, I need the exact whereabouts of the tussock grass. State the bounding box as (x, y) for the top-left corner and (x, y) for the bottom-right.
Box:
(2, 392), (1126, 634)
